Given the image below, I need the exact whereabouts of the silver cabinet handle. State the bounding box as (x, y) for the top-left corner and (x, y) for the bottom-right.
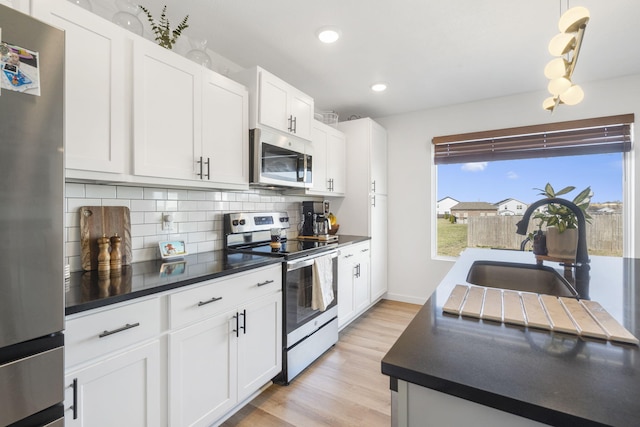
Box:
(205, 157), (210, 180)
(240, 309), (246, 335)
(197, 156), (204, 179)
(292, 116), (297, 133)
(343, 254), (353, 259)
(372, 180), (376, 192)
(288, 115), (294, 132)
(372, 194), (376, 207)
(98, 322), (140, 338)
(198, 296), (223, 306)
(257, 279), (274, 287)
(361, 248), (369, 253)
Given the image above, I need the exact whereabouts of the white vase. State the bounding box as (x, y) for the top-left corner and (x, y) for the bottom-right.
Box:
(545, 226), (578, 260)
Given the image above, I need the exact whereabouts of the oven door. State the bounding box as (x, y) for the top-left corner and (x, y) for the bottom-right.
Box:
(250, 128), (312, 188)
(285, 251), (338, 340)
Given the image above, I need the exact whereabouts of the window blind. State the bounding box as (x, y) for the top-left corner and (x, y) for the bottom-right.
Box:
(432, 114), (634, 165)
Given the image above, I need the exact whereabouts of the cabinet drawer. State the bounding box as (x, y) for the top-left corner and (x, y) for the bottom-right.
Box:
(65, 298), (160, 368)
(169, 265), (282, 329)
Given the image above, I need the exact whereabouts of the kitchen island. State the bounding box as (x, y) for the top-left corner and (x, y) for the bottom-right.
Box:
(382, 248), (640, 426)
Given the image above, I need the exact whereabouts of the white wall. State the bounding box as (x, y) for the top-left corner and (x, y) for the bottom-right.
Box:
(377, 74), (640, 304)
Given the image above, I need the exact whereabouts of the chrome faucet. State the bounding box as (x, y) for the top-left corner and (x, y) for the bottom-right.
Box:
(515, 197), (590, 266)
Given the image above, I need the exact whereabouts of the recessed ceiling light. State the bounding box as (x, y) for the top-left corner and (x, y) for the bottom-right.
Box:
(317, 27), (341, 44)
(371, 83), (387, 92)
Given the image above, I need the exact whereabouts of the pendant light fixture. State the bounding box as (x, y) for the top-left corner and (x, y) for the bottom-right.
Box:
(542, 3), (589, 112)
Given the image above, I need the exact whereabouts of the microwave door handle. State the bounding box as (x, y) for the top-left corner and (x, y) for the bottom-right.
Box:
(297, 155), (305, 182)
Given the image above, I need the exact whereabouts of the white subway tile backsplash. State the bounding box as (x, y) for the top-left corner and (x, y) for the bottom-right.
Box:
(188, 211), (206, 222)
(177, 200), (199, 211)
(117, 186), (144, 199)
(187, 190), (206, 201)
(102, 199), (131, 208)
(64, 183), (322, 270)
(65, 183), (85, 198)
(167, 189), (188, 200)
(131, 199), (157, 212)
(86, 184), (117, 198)
(132, 223), (158, 237)
(144, 188), (167, 200)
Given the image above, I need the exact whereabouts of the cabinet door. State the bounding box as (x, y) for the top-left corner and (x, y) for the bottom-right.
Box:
(258, 71), (290, 134)
(169, 310), (237, 427)
(337, 248), (357, 329)
(290, 88), (314, 141)
(327, 130), (347, 195)
(133, 38), (202, 180)
(311, 123), (329, 193)
(354, 256), (371, 315)
(202, 70), (249, 187)
(64, 341), (160, 427)
(370, 194), (388, 301)
(237, 291), (282, 401)
(370, 120), (388, 195)
(32, 0), (126, 175)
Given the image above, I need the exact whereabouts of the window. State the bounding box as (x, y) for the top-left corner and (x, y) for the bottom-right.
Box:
(434, 114), (633, 258)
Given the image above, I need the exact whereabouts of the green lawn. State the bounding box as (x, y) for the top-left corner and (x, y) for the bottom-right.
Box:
(437, 218), (468, 257)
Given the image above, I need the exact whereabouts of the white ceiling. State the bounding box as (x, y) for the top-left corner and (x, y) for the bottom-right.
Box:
(95, 0), (640, 120)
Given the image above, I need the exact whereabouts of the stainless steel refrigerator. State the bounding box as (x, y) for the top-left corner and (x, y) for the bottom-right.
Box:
(0, 5), (65, 426)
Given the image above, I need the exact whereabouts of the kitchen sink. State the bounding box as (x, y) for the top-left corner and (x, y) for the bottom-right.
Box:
(466, 260), (579, 298)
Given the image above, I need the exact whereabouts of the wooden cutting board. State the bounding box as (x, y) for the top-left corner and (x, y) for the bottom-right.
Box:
(80, 206), (132, 271)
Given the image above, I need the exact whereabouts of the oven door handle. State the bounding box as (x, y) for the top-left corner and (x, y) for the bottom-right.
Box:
(287, 251), (338, 272)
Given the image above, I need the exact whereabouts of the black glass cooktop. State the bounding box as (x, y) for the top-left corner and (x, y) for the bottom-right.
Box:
(229, 239), (338, 259)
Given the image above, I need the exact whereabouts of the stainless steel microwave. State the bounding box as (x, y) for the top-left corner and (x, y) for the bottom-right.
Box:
(250, 128), (313, 188)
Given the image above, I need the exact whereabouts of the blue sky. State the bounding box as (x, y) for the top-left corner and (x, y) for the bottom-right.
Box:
(437, 153), (623, 204)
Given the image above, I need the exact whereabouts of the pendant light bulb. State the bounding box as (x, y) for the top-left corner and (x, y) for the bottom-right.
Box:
(559, 84), (584, 105)
(544, 58), (569, 79)
(548, 33), (576, 56)
(548, 77), (572, 96)
(559, 6), (590, 33)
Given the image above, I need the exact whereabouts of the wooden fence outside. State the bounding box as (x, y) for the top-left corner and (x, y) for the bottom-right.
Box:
(467, 214), (623, 256)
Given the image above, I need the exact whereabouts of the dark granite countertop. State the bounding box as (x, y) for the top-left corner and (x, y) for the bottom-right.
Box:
(382, 248), (640, 427)
(65, 234), (369, 316)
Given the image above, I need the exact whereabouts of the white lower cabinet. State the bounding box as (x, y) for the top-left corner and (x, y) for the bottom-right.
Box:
(169, 291), (282, 427)
(64, 340), (161, 427)
(167, 264), (282, 426)
(64, 264), (283, 427)
(338, 241), (371, 330)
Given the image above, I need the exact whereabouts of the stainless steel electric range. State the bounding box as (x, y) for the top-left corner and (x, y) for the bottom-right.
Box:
(224, 212), (339, 384)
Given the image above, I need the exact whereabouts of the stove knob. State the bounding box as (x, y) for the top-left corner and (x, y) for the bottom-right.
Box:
(239, 219), (246, 225)
(232, 220), (239, 226)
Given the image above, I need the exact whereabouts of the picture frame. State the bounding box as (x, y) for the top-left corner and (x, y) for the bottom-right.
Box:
(158, 240), (187, 259)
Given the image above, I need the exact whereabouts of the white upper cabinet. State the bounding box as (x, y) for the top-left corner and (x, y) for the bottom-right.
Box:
(32, 0), (127, 176)
(132, 37), (203, 181)
(34, 0), (249, 190)
(234, 66), (314, 141)
(307, 120), (346, 196)
(202, 70), (249, 187)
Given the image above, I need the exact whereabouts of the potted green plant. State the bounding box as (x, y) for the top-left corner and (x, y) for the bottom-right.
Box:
(139, 4), (189, 50)
(531, 183), (592, 259)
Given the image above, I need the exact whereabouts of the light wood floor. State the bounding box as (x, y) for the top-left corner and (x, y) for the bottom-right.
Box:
(221, 299), (421, 427)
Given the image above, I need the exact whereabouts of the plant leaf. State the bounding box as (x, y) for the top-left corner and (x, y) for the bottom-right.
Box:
(555, 185), (575, 197)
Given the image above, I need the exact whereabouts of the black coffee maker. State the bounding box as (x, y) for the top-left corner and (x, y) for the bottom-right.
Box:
(301, 201), (330, 237)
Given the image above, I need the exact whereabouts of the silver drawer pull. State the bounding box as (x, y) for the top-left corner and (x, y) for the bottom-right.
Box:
(344, 254), (353, 258)
(257, 279), (274, 287)
(361, 248), (369, 252)
(198, 296), (223, 306)
(98, 322), (140, 338)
